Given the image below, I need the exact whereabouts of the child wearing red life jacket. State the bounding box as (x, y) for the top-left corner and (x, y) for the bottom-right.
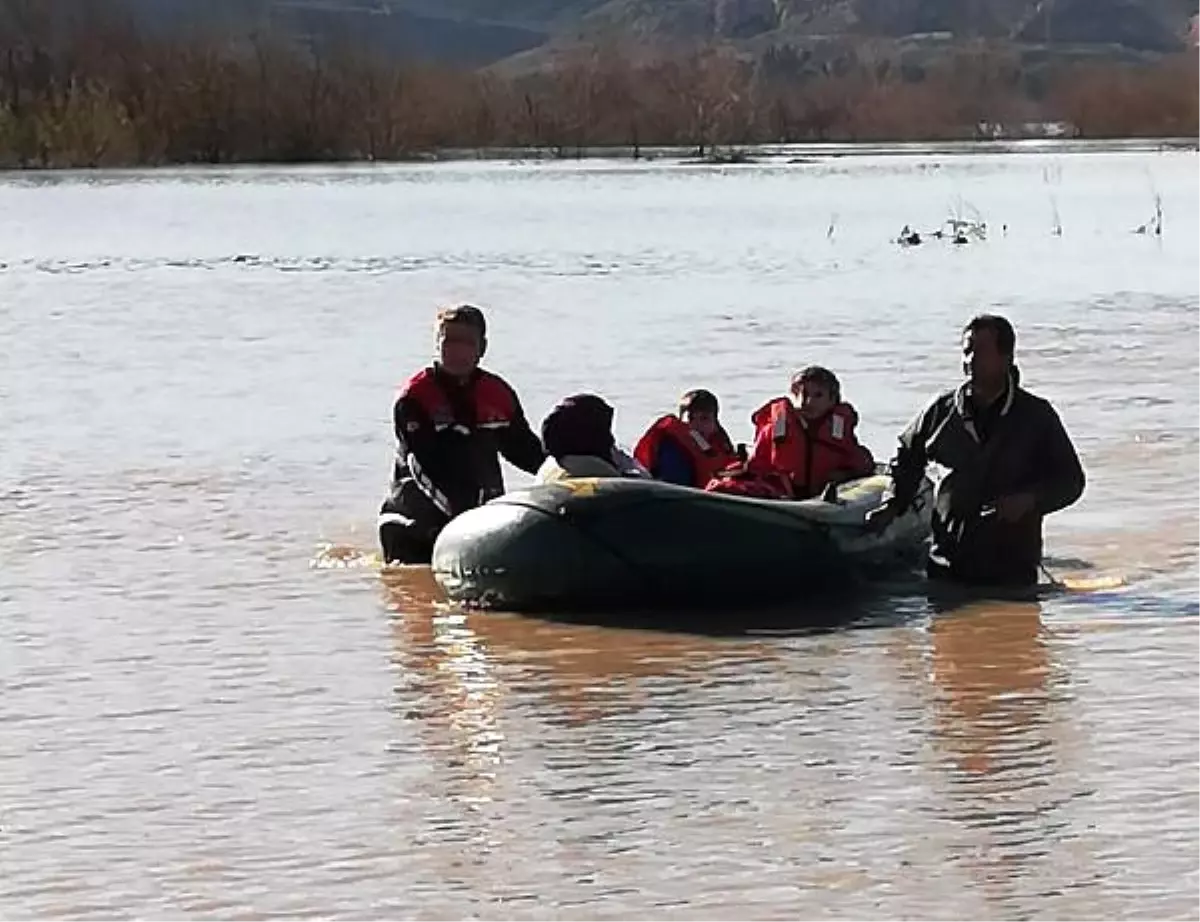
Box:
(634, 388), (741, 489)
(745, 366), (876, 500)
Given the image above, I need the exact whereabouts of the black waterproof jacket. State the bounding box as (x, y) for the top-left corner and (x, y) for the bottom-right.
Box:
(378, 365), (544, 563)
(886, 375), (1086, 587)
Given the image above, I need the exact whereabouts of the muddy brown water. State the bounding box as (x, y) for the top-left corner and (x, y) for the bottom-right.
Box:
(2, 146), (1197, 919)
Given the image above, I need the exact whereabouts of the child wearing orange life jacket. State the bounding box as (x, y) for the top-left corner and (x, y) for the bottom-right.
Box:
(746, 366), (876, 499)
(633, 388), (741, 488)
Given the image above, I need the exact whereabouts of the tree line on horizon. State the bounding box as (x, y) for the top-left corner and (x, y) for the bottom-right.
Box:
(0, 0), (1196, 168)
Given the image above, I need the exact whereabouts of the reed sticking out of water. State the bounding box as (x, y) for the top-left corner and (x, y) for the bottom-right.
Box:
(1133, 194), (1165, 236)
(1043, 162), (1064, 237)
(1135, 171), (1165, 237)
(0, 3), (1196, 168)
(948, 196), (988, 242)
(1050, 194), (1064, 237)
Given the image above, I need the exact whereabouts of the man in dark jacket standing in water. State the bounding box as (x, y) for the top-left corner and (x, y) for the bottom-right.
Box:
(378, 305), (545, 564)
(866, 314), (1086, 587)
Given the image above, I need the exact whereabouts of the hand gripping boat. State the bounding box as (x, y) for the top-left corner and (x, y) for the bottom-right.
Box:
(430, 469), (934, 614)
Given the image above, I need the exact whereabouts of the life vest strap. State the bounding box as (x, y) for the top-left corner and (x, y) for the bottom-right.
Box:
(688, 427), (713, 454)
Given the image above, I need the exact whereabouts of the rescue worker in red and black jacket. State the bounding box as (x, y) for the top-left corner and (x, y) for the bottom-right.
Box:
(633, 388), (741, 488)
(746, 366), (876, 499)
(866, 314), (1085, 588)
(378, 305), (545, 564)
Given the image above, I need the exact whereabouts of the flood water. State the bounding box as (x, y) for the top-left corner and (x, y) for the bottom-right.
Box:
(2, 145), (1198, 919)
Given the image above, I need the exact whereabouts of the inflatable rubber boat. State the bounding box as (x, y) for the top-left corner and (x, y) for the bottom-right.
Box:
(430, 468), (934, 614)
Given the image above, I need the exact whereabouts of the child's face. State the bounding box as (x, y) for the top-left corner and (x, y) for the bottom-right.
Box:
(796, 382), (834, 421)
(684, 409), (718, 440)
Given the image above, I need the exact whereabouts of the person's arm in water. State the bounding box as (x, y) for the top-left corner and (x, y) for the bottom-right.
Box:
(496, 389), (546, 476)
(653, 439), (698, 486)
(394, 394), (478, 516)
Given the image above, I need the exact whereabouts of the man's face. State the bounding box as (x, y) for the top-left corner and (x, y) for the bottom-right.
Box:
(962, 326), (1008, 391)
(438, 322), (483, 376)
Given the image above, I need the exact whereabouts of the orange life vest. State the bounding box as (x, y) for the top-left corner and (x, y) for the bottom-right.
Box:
(400, 366), (517, 433)
(634, 414), (739, 487)
(747, 397), (874, 499)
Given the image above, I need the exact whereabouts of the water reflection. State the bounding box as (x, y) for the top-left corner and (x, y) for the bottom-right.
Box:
(916, 598), (1092, 915)
(379, 569), (777, 729)
(381, 567), (501, 789)
(927, 599), (1054, 776)
(377, 568), (787, 907)
(378, 566), (508, 891)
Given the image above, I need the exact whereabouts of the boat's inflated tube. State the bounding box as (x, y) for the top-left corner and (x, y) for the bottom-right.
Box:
(431, 469), (933, 613)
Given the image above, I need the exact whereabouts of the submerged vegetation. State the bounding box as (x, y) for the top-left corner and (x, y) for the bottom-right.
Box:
(0, 0), (1196, 168)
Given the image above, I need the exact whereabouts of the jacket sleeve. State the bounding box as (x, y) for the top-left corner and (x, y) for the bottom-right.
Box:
(887, 398), (940, 511)
(394, 394), (477, 516)
(394, 394), (435, 473)
(497, 390), (546, 475)
(1032, 402), (1086, 516)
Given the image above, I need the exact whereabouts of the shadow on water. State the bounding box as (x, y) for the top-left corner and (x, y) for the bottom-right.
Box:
(379, 567), (1145, 639)
(347, 536), (1188, 641)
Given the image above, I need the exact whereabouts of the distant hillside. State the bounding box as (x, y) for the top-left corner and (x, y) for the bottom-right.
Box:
(115, 0), (1198, 67)
(3, 0), (1194, 168)
(844, 0), (1195, 48)
(118, 0), (545, 66)
(550, 0), (1196, 52)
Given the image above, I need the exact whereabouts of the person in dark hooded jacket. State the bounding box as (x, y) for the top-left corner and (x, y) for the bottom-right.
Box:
(536, 394), (649, 482)
(866, 314), (1086, 588)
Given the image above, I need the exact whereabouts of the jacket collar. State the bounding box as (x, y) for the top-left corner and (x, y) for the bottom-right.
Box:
(954, 371), (1017, 442)
(432, 362), (480, 388)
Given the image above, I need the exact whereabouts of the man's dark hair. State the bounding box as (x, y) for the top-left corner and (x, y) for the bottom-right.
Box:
(436, 304), (487, 339)
(678, 388), (719, 418)
(963, 313), (1016, 357)
(791, 366), (841, 403)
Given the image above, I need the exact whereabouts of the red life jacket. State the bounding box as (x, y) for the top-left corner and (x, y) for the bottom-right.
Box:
(704, 467), (794, 500)
(400, 366), (517, 433)
(747, 397), (874, 499)
(633, 414), (739, 488)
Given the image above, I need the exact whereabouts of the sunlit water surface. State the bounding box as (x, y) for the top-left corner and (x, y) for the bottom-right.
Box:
(2, 147), (1197, 919)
